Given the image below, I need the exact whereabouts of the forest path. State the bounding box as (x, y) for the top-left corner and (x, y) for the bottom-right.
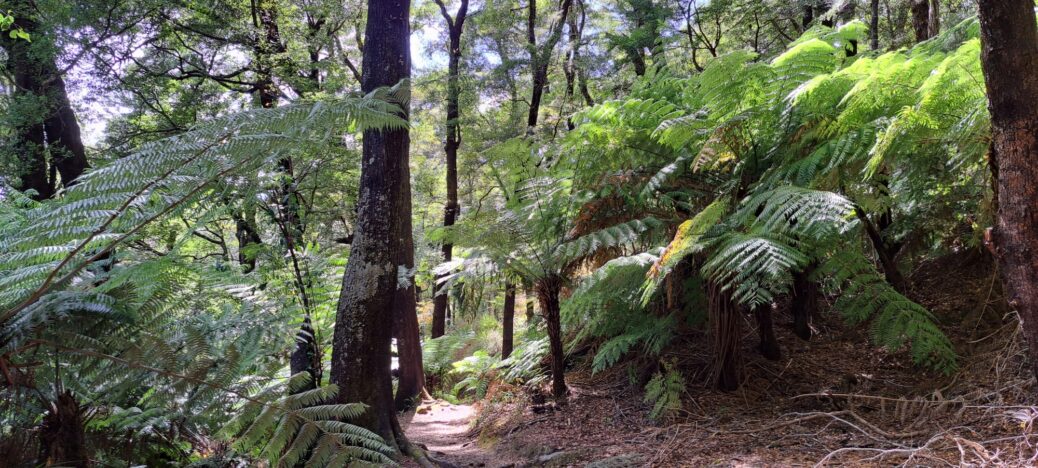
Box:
(403, 400), (506, 468)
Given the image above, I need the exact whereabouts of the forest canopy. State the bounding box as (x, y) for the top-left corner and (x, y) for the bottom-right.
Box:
(2, 0), (1038, 466)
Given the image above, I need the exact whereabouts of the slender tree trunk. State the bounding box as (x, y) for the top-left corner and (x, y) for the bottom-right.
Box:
(524, 284), (536, 327)
(869, 0), (880, 50)
(790, 267), (817, 341)
(330, 0), (416, 454)
(432, 0), (467, 339)
(977, 0), (1038, 382)
(709, 281), (740, 391)
(37, 391), (88, 468)
(252, 1), (325, 389)
(502, 282), (516, 358)
(535, 275), (567, 399)
(525, 0), (574, 133)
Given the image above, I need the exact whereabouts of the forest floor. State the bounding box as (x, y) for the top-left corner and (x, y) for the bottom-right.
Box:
(407, 252), (1038, 467)
(402, 401), (514, 467)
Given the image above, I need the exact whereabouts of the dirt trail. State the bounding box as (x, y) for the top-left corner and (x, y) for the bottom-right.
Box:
(403, 401), (510, 468)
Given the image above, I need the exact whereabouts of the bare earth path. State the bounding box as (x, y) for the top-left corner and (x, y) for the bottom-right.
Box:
(402, 401), (511, 467)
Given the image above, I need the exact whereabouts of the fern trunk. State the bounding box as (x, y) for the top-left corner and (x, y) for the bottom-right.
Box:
(977, 0), (1038, 382)
(37, 391), (88, 467)
(289, 314), (320, 390)
(524, 283), (537, 327)
(709, 281), (741, 391)
(790, 266), (818, 341)
(536, 275), (567, 399)
(753, 304), (781, 361)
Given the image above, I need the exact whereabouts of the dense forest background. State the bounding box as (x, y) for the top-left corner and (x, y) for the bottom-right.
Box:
(1, 0), (1038, 466)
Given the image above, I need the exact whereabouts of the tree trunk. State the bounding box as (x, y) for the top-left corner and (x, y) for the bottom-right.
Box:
(525, 0), (574, 133)
(233, 210), (262, 273)
(535, 275), (567, 399)
(432, 0), (467, 339)
(708, 281), (741, 391)
(394, 279), (425, 410)
(1, 2), (88, 199)
(753, 304), (781, 361)
(392, 140), (424, 411)
(42, 74), (89, 188)
(502, 281), (516, 358)
(524, 284), (536, 327)
(791, 266), (818, 341)
(977, 0), (1038, 382)
(858, 210), (908, 293)
(869, 0), (880, 50)
(38, 391), (89, 468)
(289, 314), (319, 390)
(330, 0), (415, 454)
(910, 0), (939, 42)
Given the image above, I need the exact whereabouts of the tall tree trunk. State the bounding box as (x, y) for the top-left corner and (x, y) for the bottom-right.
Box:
(330, 0), (415, 454)
(525, 0), (574, 133)
(37, 391), (88, 468)
(535, 275), (567, 399)
(252, 0), (323, 389)
(977, 0), (1038, 382)
(709, 281), (740, 391)
(502, 281), (516, 358)
(431, 0), (468, 339)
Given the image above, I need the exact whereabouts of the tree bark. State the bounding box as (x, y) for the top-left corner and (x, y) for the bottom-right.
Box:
(535, 275), (567, 399)
(910, 0), (939, 42)
(977, 0), (1038, 382)
(233, 208), (263, 273)
(1, 2), (89, 199)
(330, 0), (414, 453)
(393, 146), (425, 410)
(709, 281), (741, 391)
(37, 391), (89, 468)
(431, 0), (468, 340)
(869, 0), (880, 50)
(502, 281), (516, 358)
(526, 0), (574, 132)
